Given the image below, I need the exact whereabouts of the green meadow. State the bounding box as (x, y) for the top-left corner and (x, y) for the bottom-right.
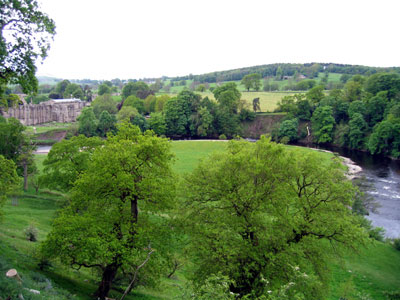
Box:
(0, 140), (399, 299)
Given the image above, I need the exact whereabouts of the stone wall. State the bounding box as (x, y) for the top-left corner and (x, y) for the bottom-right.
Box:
(1, 100), (87, 125)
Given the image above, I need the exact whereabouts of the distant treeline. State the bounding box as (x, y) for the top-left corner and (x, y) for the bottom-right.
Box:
(169, 63), (400, 84)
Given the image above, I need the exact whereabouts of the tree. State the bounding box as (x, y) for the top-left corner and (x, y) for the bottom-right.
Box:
(365, 73), (400, 100)
(367, 120), (394, 156)
(348, 113), (368, 150)
(97, 110), (117, 137)
(122, 81), (152, 99)
(77, 107), (98, 137)
(91, 94), (118, 118)
(117, 106), (138, 123)
(275, 66), (283, 80)
(0, 0), (56, 97)
(148, 112), (167, 136)
(164, 97), (190, 136)
(98, 83), (111, 95)
(311, 106), (335, 144)
(41, 124), (176, 299)
(181, 138), (367, 298)
(306, 85), (325, 105)
(124, 95), (145, 114)
(0, 117), (26, 162)
(63, 83), (84, 99)
(0, 155), (19, 218)
(278, 118), (298, 142)
(241, 73), (261, 92)
(41, 135), (103, 192)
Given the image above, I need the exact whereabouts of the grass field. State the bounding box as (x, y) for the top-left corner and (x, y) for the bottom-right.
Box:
(163, 91), (300, 113)
(1, 140), (399, 299)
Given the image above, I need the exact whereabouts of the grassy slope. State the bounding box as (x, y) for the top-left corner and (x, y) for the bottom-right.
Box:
(0, 141), (399, 299)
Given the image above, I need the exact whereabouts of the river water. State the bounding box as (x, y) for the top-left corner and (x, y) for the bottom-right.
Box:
(318, 146), (400, 239)
(36, 144), (400, 238)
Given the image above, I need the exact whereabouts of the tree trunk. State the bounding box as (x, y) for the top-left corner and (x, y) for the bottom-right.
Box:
(94, 263), (120, 300)
(23, 162), (28, 191)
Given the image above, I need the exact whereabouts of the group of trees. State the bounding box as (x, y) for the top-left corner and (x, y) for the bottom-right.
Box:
(78, 82), (255, 140)
(275, 72), (400, 158)
(34, 127), (370, 299)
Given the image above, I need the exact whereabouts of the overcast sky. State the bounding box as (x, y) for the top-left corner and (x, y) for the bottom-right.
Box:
(36, 0), (400, 80)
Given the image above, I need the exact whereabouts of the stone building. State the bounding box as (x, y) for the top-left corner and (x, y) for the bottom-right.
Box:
(1, 99), (87, 125)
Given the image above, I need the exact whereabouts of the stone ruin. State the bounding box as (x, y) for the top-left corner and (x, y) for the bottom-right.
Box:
(1, 98), (87, 125)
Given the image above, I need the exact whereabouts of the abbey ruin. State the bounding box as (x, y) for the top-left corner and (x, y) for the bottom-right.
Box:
(1, 99), (87, 125)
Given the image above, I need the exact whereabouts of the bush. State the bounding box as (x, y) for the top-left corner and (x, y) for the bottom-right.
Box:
(219, 134), (227, 140)
(394, 239), (400, 251)
(24, 224), (38, 242)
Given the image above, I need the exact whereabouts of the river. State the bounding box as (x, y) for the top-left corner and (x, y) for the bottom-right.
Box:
(317, 146), (400, 239)
(36, 144), (400, 239)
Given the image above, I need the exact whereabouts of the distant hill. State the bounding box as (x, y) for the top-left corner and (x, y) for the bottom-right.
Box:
(167, 62), (400, 84)
(37, 63), (400, 84)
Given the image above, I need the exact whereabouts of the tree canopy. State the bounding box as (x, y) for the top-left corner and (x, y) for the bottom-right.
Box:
(41, 124), (176, 299)
(181, 137), (368, 298)
(0, 0), (56, 96)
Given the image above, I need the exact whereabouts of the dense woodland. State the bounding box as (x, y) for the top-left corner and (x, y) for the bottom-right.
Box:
(274, 72), (400, 158)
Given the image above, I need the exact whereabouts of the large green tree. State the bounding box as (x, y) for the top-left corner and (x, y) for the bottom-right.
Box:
(181, 138), (367, 298)
(41, 124), (176, 299)
(0, 0), (56, 97)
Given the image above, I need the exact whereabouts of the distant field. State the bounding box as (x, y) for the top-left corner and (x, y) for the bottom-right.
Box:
(163, 91), (300, 112)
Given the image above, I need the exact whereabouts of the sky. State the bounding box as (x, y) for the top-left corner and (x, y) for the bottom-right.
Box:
(36, 0), (400, 80)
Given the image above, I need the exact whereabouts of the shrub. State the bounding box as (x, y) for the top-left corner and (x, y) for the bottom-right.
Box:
(394, 239), (400, 251)
(24, 224), (38, 242)
(219, 134), (227, 140)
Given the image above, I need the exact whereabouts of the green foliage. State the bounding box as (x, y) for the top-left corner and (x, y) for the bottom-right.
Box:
(148, 112), (166, 136)
(0, 155), (19, 218)
(0, 0), (56, 96)
(219, 133), (227, 140)
(24, 224), (38, 242)
(306, 85), (325, 104)
(122, 81), (152, 99)
(279, 118), (299, 142)
(348, 113), (368, 149)
(98, 83), (112, 95)
(97, 110), (117, 137)
(311, 106), (336, 144)
(365, 73), (400, 99)
(124, 95), (145, 114)
(63, 83), (83, 99)
(181, 138), (368, 298)
(295, 79), (316, 91)
(91, 94), (118, 118)
(366, 91), (389, 127)
(41, 123), (176, 299)
(77, 107), (98, 137)
(0, 117), (26, 162)
(144, 95), (157, 114)
(41, 135), (103, 191)
(241, 73), (262, 91)
(394, 239), (400, 251)
(164, 93), (192, 137)
(367, 120), (397, 156)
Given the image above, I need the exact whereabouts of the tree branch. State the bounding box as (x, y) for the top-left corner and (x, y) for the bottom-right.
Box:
(120, 246), (155, 300)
